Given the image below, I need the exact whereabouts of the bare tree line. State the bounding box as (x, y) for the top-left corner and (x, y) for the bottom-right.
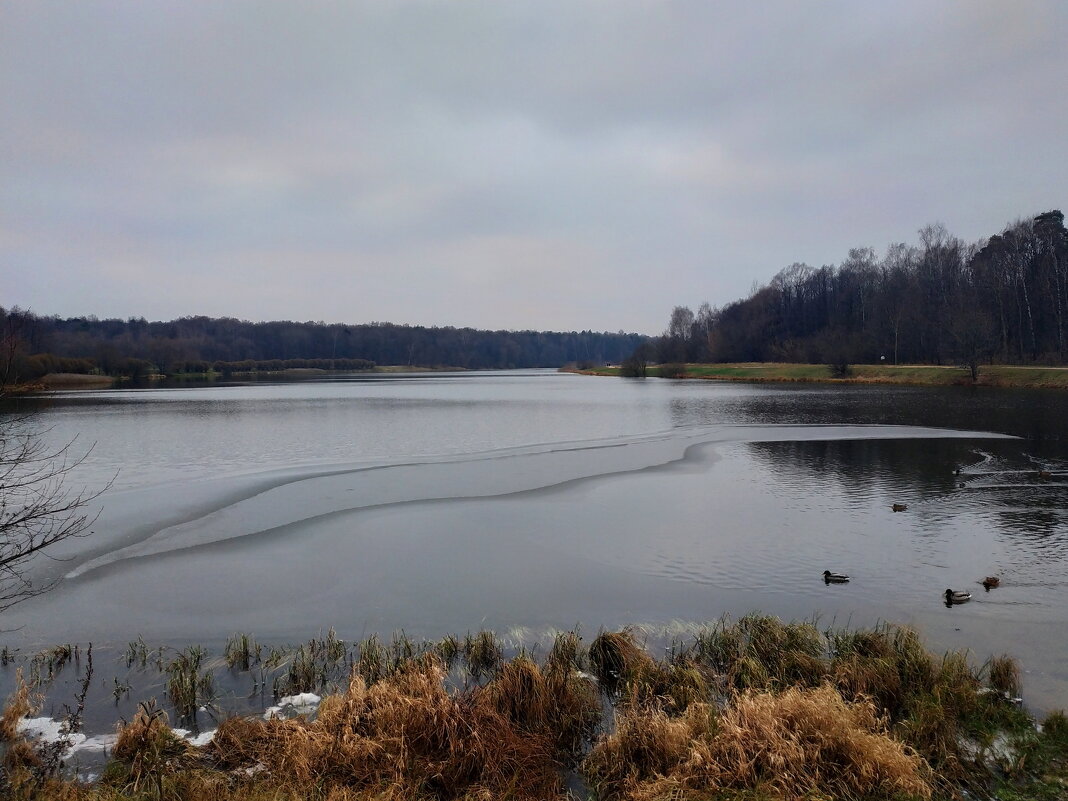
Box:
(645, 210), (1067, 373)
(0, 313), (648, 378)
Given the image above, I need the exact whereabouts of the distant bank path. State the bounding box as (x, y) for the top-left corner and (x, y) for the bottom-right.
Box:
(564, 362), (1068, 389)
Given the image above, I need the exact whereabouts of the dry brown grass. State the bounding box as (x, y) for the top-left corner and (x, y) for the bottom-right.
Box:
(210, 655), (566, 800)
(588, 629), (654, 696)
(477, 655), (600, 761)
(111, 702), (194, 793)
(584, 684), (932, 801)
(1, 670), (35, 743)
(831, 625), (936, 717)
(3, 621), (1044, 800)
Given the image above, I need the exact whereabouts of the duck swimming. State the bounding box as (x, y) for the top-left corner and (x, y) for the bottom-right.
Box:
(982, 576), (1000, 590)
(945, 589), (972, 604)
(892, 503), (908, 512)
(823, 571), (850, 583)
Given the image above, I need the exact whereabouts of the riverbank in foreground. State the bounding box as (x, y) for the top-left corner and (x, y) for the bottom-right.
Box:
(2, 618), (1065, 800)
(567, 362), (1068, 389)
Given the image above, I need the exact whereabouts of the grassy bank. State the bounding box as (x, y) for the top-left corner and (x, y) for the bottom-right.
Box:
(2, 618), (1066, 800)
(567, 362), (1068, 389)
(8, 365), (471, 393)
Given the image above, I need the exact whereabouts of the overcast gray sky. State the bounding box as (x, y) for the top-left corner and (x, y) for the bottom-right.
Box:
(2, 1), (1065, 334)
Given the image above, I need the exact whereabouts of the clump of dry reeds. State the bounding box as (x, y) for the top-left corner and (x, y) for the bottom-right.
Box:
(111, 701), (193, 794)
(210, 654), (564, 799)
(463, 630), (502, 680)
(1, 671), (43, 796)
(691, 614), (826, 692)
(584, 683), (933, 801)
(545, 630), (585, 676)
(588, 629), (652, 697)
(0, 669), (36, 743)
(831, 623), (936, 716)
(165, 646), (215, 722)
(478, 654), (601, 761)
(985, 654), (1021, 698)
(224, 632), (261, 671)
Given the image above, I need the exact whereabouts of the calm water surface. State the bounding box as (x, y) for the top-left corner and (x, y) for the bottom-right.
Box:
(3, 370), (1067, 721)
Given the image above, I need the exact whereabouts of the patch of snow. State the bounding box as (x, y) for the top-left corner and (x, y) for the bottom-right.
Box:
(16, 717), (86, 749)
(265, 692), (322, 719)
(69, 733), (118, 755)
(278, 692), (321, 709)
(977, 687), (1024, 705)
(186, 729), (215, 747)
(13, 714), (214, 768)
(162, 727), (217, 746)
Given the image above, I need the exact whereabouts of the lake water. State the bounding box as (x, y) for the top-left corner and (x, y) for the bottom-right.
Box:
(3, 370), (1067, 714)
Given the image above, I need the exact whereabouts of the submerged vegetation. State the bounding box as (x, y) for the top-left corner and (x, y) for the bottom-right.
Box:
(1, 617), (1066, 800)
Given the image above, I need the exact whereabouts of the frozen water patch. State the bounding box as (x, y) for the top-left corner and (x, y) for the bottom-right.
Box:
(16, 717), (86, 749)
(264, 692), (322, 720)
(63, 424), (1011, 580)
(70, 733), (119, 754)
(16, 716), (213, 754)
(172, 728), (216, 747)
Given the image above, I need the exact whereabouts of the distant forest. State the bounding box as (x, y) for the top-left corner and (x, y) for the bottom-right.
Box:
(644, 209), (1068, 372)
(0, 310), (648, 380)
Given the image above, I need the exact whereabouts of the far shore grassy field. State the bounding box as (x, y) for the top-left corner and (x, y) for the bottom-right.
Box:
(5, 366), (471, 393)
(567, 362), (1068, 389)
(2, 618), (1067, 800)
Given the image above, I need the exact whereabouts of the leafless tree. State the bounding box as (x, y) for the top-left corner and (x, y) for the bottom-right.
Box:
(1, 324), (104, 612)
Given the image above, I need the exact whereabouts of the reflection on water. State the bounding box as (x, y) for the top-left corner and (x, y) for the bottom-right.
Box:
(2, 372), (1067, 716)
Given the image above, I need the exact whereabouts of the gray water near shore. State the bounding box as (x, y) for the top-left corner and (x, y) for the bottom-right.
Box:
(3, 370), (1068, 713)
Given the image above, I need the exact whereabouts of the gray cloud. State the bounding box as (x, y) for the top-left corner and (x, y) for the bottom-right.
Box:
(2, 1), (1066, 333)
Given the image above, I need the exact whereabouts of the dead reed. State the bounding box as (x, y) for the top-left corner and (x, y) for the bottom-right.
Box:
(2, 620), (1064, 800)
(165, 647), (214, 722)
(985, 653), (1022, 698)
(211, 654), (565, 799)
(584, 684), (933, 801)
(462, 630), (502, 680)
(111, 701), (193, 795)
(224, 632), (261, 671)
(477, 654), (601, 762)
(0, 669), (35, 743)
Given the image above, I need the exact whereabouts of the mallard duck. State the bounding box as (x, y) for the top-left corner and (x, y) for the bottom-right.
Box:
(945, 589), (972, 604)
(823, 570), (850, 583)
(892, 503), (908, 512)
(1038, 470), (1052, 480)
(982, 576), (1000, 590)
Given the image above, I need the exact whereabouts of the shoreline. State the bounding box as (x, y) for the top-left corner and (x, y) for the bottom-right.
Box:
(2, 618), (1064, 800)
(7, 365), (473, 393)
(564, 362), (1068, 389)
